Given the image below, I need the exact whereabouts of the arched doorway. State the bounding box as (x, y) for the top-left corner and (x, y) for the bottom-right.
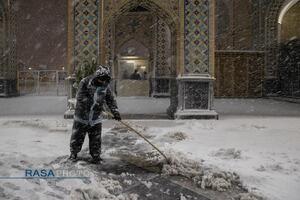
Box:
(116, 39), (150, 96)
(265, 0), (300, 97)
(278, 0), (300, 97)
(102, 0), (179, 117)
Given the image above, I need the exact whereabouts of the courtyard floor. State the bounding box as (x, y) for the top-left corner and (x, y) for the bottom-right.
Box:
(0, 97), (299, 200)
(1, 96), (300, 117)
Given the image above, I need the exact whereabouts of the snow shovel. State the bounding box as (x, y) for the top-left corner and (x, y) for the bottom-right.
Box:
(104, 111), (170, 165)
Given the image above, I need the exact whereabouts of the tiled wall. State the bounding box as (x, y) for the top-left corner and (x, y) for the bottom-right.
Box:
(73, 0), (100, 69)
(184, 0), (210, 74)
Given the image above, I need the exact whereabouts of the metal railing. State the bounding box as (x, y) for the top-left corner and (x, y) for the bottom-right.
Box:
(151, 77), (171, 97)
(18, 70), (68, 96)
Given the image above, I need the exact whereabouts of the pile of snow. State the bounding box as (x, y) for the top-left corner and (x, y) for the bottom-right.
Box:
(113, 146), (264, 199)
(112, 150), (164, 173)
(67, 177), (138, 200)
(162, 151), (241, 192)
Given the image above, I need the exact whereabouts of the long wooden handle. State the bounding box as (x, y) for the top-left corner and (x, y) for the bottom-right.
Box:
(120, 120), (169, 162)
(105, 111), (169, 163)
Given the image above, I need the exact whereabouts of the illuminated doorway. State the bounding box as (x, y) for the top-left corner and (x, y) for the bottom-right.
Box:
(117, 56), (150, 96)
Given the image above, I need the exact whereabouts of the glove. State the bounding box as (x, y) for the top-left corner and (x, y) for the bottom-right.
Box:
(113, 112), (121, 121)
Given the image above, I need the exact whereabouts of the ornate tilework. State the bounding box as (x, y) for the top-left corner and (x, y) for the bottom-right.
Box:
(0, 2), (5, 59)
(104, 21), (113, 67)
(8, 0), (17, 79)
(155, 17), (171, 76)
(0, 2), (5, 78)
(73, 0), (99, 69)
(104, 0), (179, 20)
(184, 81), (209, 109)
(184, 0), (209, 74)
(0, 0), (17, 79)
(115, 13), (154, 50)
(0, 0), (18, 96)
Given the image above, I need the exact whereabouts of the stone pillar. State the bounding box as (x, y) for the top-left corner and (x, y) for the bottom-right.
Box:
(175, 0), (218, 119)
(152, 17), (172, 97)
(65, 0), (101, 117)
(176, 75), (217, 119)
(72, 0), (100, 69)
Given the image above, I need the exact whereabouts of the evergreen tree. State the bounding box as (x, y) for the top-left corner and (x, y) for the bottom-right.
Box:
(74, 59), (97, 87)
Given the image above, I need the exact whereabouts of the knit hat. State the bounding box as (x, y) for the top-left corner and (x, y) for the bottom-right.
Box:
(95, 65), (111, 78)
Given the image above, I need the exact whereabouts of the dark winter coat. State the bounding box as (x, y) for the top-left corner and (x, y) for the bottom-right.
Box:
(74, 75), (118, 126)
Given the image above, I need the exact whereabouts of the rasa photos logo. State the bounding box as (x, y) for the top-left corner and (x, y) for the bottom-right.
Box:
(0, 168), (90, 180)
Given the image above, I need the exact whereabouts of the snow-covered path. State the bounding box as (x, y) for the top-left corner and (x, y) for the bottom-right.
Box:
(0, 116), (299, 200)
(146, 116), (300, 200)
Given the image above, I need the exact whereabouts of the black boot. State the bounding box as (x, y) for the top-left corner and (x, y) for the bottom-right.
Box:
(91, 156), (102, 164)
(68, 153), (77, 162)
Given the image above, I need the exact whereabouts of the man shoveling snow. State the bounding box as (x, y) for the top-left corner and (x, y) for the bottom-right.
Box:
(69, 65), (121, 164)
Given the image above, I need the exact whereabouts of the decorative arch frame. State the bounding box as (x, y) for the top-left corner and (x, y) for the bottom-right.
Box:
(102, 0), (178, 34)
(117, 38), (150, 57)
(100, 0), (180, 76)
(98, 0), (181, 117)
(265, 0), (299, 78)
(278, 0), (299, 24)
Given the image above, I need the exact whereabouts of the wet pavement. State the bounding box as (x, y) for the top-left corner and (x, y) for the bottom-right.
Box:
(50, 154), (211, 200)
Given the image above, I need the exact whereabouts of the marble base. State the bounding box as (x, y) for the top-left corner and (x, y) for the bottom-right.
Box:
(175, 74), (218, 120)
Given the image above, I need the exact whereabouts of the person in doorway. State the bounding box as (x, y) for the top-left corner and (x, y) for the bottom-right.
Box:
(130, 69), (141, 80)
(69, 65), (121, 164)
(142, 71), (148, 80)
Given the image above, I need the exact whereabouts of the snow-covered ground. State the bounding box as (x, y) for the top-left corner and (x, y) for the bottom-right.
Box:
(0, 116), (299, 200)
(147, 116), (300, 200)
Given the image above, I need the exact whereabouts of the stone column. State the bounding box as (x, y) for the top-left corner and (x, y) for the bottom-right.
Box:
(175, 0), (218, 119)
(72, 0), (100, 69)
(152, 17), (172, 97)
(65, 0), (101, 117)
